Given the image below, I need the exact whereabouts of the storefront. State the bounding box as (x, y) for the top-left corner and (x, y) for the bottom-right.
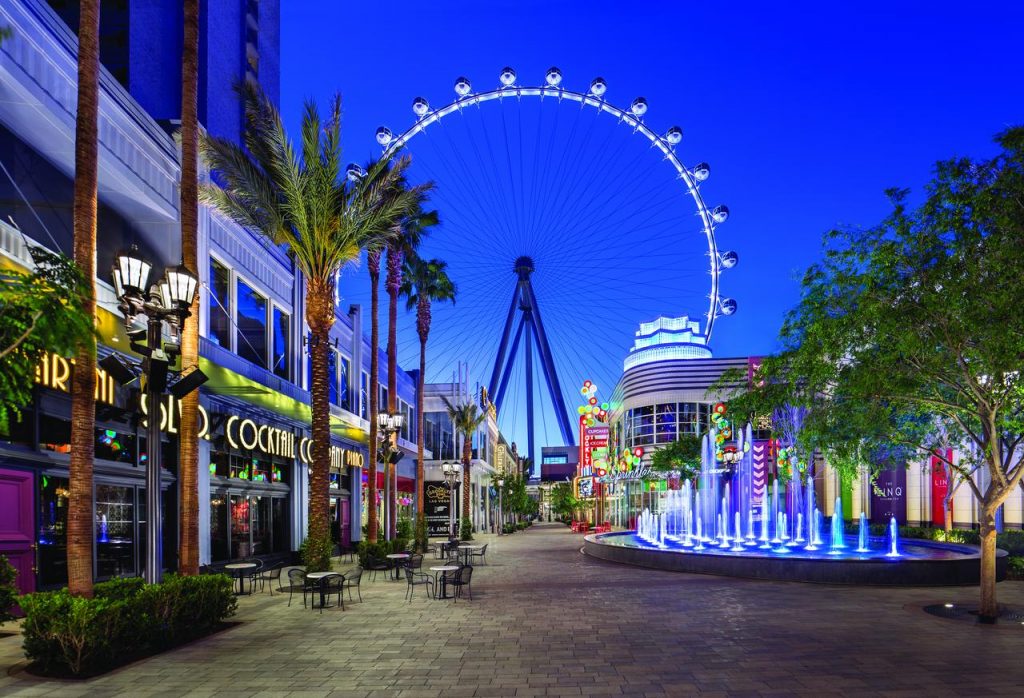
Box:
(297, 435), (365, 552)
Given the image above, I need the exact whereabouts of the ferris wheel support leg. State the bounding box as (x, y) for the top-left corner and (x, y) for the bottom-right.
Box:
(524, 311), (536, 478)
(487, 284), (522, 399)
(523, 282), (576, 447)
(493, 315), (526, 414)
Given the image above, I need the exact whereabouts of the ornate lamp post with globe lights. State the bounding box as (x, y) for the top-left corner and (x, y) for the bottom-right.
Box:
(376, 411), (405, 541)
(496, 477), (505, 535)
(109, 246), (203, 584)
(441, 461), (460, 539)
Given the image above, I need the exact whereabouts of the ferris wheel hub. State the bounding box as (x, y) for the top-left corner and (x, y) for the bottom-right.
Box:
(513, 255), (535, 277)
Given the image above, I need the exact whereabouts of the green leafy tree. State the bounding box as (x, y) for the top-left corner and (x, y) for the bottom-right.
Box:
(723, 128), (1024, 620)
(200, 84), (428, 570)
(549, 482), (580, 521)
(0, 246), (94, 433)
(649, 434), (702, 482)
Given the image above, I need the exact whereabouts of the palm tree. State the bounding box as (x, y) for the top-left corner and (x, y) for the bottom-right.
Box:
(384, 207), (436, 539)
(199, 84), (427, 570)
(177, 0), (201, 576)
(441, 397), (486, 540)
(400, 256), (456, 550)
(367, 246), (381, 543)
(68, 0), (100, 599)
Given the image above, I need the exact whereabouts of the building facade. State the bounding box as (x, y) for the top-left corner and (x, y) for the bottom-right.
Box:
(0, 0), (418, 594)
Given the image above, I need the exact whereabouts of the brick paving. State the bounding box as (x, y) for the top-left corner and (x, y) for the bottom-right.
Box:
(2, 522), (1024, 697)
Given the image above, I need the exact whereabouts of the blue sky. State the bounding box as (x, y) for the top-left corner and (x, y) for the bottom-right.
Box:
(282, 1), (1024, 454)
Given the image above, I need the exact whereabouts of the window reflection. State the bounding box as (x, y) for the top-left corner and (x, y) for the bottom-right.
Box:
(236, 279), (267, 368)
(38, 475), (69, 588)
(272, 307), (290, 380)
(209, 258), (232, 348)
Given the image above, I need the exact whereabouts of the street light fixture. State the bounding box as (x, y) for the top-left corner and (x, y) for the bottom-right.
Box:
(442, 461), (460, 540)
(111, 246), (205, 584)
(496, 477), (505, 536)
(377, 411), (405, 541)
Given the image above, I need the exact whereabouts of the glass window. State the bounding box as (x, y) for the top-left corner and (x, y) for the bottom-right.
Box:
(95, 484), (135, 579)
(360, 372), (369, 419)
(236, 278), (267, 368)
(656, 404), (676, 443)
(379, 385), (388, 412)
(251, 495), (272, 555)
(273, 497), (290, 553)
(209, 258), (232, 349)
(271, 307), (290, 380)
(95, 427), (135, 463)
(328, 349), (338, 406)
(210, 494), (229, 561)
(339, 355), (352, 412)
(231, 495), (251, 559)
(38, 475), (69, 588)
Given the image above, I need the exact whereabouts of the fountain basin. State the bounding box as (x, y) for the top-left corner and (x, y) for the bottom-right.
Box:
(583, 532), (1007, 586)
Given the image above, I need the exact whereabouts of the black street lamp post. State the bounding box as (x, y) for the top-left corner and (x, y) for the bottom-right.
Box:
(376, 411), (404, 542)
(110, 247), (204, 584)
(442, 461), (459, 540)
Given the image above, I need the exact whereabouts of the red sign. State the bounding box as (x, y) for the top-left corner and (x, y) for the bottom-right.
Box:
(580, 426), (609, 473)
(931, 450), (953, 526)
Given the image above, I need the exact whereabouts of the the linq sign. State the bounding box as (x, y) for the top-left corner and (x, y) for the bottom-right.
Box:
(871, 468), (907, 525)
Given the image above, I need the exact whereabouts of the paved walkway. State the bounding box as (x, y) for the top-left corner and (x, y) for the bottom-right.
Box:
(2, 522), (1024, 697)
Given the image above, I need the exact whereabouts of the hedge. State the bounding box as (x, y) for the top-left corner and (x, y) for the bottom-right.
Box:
(19, 574), (237, 677)
(0, 555), (16, 624)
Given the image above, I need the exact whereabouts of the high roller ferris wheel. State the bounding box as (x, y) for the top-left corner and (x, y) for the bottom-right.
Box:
(355, 66), (740, 469)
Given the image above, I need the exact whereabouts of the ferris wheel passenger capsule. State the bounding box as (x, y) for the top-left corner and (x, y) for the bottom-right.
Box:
(589, 77), (607, 97)
(692, 162), (711, 182)
(345, 163), (366, 182)
(630, 97), (648, 117)
(375, 126), (393, 146)
(719, 298), (738, 316)
(454, 76), (472, 97)
(412, 97), (430, 117)
(545, 67), (563, 86)
(665, 126), (683, 145)
(712, 205), (730, 223)
(499, 67), (517, 86)
(720, 250), (739, 269)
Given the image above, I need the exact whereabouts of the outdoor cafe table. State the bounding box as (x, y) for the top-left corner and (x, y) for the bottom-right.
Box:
(305, 571), (338, 610)
(429, 565), (459, 599)
(224, 562), (257, 595)
(386, 553), (410, 580)
(457, 545), (481, 565)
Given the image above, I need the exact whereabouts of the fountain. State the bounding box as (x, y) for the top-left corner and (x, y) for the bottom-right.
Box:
(583, 420), (997, 586)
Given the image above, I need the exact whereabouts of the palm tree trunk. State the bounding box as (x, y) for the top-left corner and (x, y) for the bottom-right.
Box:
(68, 0), (100, 599)
(462, 436), (471, 531)
(386, 246), (401, 540)
(415, 334), (426, 548)
(367, 252), (380, 543)
(306, 278), (334, 569)
(177, 0), (201, 577)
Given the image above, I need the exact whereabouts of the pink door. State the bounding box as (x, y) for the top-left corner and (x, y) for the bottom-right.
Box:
(0, 468), (35, 598)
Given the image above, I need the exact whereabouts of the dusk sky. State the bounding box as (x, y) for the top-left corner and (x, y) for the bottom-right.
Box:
(281, 1), (1024, 448)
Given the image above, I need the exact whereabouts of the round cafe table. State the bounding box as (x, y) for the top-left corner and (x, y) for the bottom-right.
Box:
(224, 562), (257, 596)
(305, 571), (336, 609)
(386, 553), (410, 581)
(429, 565), (459, 599)
(457, 545), (481, 565)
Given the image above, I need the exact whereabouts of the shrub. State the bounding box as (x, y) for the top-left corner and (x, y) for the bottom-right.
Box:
(460, 517), (474, 541)
(0, 555), (16, 625)
(502, 524), (516, 534)
(357, 540), (388, 568)
(300, 532), (332, 572)
(1008, 556), (1024, 580)
(20, 574), (236, 677)
(396, 517), (413, 541)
